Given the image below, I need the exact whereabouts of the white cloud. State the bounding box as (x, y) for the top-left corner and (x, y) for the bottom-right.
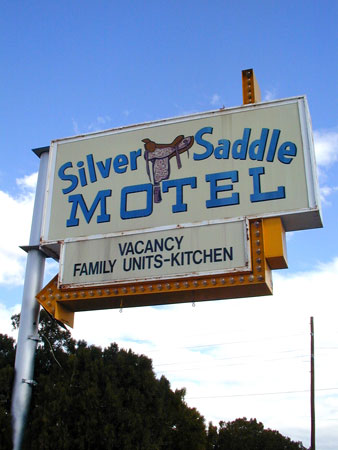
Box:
(97, 115), (111, 125)
(210, 94), (221, 106)
(263, 89), (277, 102)
(16, 173), (38, 190)
(319, 185), (338, 205)
(0, 302), (20, 338)
(88, 115), (112, 131)
(71, 258), (338, 448)
(311, 128), (338, 205)
(0, 175), (36, 285)
(3, 255), (337, 447)
(313, 129), (338, 168)
(72, 118), (80, 135)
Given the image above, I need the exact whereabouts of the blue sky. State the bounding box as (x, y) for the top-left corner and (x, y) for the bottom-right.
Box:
(1, 1), (338, 448)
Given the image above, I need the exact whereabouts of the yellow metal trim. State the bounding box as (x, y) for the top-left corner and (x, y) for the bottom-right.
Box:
(242, 69), (261, 104)
(55, 302), (74, 328)
(262, 217), (288, 269)
(36, 220), (275, 327)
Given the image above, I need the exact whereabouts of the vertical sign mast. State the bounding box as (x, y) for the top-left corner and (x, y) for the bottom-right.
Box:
(11, 148), (49, 450)
(310, 316), (316, 450)
(242, 68), (261, 104)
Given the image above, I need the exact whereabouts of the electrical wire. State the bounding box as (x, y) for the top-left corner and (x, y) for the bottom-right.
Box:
(186, 387), (338, 400)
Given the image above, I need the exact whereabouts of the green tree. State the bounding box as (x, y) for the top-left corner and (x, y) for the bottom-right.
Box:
(206, 421), (218, 450)
(4, 314), (307, 450)
(214, 418), (306, 450)
(0, 333), (15, 450)
(9, 310), (207, 450)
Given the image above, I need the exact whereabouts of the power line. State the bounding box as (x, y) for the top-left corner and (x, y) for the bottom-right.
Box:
(154, 352), (309, 368)
(186, 387), (338, 400)
(144, 333), (308, 353)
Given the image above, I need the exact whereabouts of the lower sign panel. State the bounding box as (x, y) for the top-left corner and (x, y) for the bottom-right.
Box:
(36, 219), (273, 328)
(59, 220), (250, 288)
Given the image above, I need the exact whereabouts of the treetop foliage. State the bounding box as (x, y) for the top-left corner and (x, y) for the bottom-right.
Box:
(1, 311), (306, 449)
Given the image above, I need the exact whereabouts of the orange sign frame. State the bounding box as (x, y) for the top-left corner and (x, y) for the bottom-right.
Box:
(36, 218), (287, 327)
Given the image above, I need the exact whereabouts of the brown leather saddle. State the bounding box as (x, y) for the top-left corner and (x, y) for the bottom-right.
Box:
(142, 135), (194, 203)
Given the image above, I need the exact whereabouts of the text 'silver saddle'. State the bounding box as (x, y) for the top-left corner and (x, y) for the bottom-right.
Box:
(142, 135), (194, 203)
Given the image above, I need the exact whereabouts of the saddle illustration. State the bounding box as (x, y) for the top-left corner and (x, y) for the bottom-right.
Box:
(142, 135), (194, 203)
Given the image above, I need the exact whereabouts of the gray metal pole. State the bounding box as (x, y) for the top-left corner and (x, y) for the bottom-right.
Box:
(11, 148), (49, 450)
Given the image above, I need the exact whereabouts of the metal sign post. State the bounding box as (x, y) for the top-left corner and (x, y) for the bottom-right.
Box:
(11, 147), (49, 450)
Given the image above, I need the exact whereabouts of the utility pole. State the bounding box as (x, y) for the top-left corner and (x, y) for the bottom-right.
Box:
(11, 147), (49, 450)
(310, 316), (315, 450)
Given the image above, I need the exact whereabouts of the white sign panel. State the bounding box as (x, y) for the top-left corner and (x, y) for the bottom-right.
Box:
(59, 220), (249, 287)
(42, 97), (322, 258)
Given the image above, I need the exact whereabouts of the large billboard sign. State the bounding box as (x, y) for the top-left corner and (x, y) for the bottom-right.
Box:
(41, 96), (322, 260)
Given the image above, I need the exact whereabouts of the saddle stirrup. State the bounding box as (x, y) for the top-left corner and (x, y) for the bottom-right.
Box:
(153, 185), (162, 203)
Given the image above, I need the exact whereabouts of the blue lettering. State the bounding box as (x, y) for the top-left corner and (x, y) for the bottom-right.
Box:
(66, 189), (112, 227)
(58, 162), (78, 194)
(77, 161), (87, 187)
(113, 154), (128, 173)
(249, 128), (269, 161)
(249, 167), (285, 202)
(278, 142), (297, 164)
(86, 154), (97, 183)
(214, 139), (230, 159)
(130, 149), (142, 170)
(232, 128), (251, 160)
(162, 177), (197, 213)
(96, 158), (112, 178)
(193, 127), (214, 160)
(266, 129), (280, 162)
(120, 183), (153, 219)
(205, 171), (239, 208)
